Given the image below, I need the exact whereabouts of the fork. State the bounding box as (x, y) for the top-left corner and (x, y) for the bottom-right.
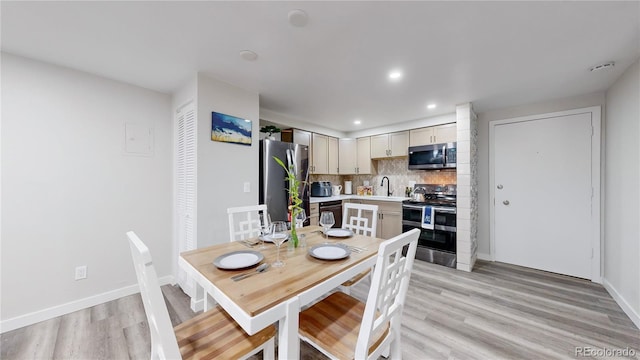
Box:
(347, 245), (365, 253)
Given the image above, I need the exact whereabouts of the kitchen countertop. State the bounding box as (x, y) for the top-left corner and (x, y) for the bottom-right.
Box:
(310, 195), (409, 204)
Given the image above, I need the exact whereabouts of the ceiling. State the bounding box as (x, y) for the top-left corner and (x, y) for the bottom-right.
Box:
(2, 1), (639, 132)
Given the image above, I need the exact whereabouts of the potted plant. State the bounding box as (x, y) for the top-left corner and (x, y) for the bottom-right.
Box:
(260, 125), (281, 140)
(273, 156), (304, 248)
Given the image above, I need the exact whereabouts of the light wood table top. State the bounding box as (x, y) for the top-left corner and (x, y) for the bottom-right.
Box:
(180, 226), (385, 317)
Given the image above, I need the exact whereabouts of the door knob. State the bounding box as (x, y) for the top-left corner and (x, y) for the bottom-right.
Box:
(497, 184), (503, 190)
(503, 200), (510, 205)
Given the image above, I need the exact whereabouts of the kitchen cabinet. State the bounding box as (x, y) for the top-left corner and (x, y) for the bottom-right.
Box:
(348, 199), (402, 239)
(338, 138), (357, 174)
(340, 137), (371, 174)
(328, 136), (339, 175)
(356, 137), (372, 174)
(409, 123), (457, 146)
(311, 133), (328, 174)
(370, 131), (409, 159)
(309, 203), (319, 226)
(309, 133), (338, 175)
(368, 200), (402, 239)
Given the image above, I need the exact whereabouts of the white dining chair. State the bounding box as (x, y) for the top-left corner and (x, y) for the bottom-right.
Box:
(126, 231), (276, 360)
(298, 228), (420, 360)
(340, 202), (379, 293)
(341, 202), (378, 237)
(227, 204), (269, 242)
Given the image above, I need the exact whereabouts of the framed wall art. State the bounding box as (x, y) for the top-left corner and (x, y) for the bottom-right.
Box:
(211, 111), (252, 146)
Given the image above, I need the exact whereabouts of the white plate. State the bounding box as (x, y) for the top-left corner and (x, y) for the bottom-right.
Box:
(213, 251), (264, 270)
(325, 228), (354, 238)
(308, 244), (351, 260)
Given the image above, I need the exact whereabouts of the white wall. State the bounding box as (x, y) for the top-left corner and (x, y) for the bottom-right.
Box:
(603, 59), (640, 327)
(196, 73), (259, 247)
(1, 53), (173, 329)
(476, 91), (606, 257)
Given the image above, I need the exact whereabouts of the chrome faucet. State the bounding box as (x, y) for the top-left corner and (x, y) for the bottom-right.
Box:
(380, 176), (393, 197)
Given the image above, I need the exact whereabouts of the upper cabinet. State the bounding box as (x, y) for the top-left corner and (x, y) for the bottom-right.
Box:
(282, 129), (338, 175)
(409, 123), (457, 146)
(370, 131), (409, 159)
(339, 137), (371, 175)
(357, 137), (372, 174)
(338, 138), (357, 174)
(311, 133), (328, 174)
(327, 136), (339, 175)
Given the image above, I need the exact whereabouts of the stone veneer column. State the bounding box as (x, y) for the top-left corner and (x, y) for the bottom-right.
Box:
(456, 103), (478, 272)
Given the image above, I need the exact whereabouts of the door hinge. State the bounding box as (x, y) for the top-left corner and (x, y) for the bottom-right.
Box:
(591, 248), (594, 259)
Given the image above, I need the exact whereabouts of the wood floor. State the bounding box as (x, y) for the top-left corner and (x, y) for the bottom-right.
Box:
(2, 260), (638, 359)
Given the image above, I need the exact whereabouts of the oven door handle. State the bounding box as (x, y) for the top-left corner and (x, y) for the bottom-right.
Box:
(403, 204), (457, 214)
(403, 204), (426, 210)
(434, 208), (456, 214)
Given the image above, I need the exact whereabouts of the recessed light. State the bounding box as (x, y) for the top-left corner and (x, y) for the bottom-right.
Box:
(388, 70), (403, 80)
(239, 50), (258, 61)
(427, 104), (437, 109)
(354, 119), (362, 125)
(288, 9), (308, 27)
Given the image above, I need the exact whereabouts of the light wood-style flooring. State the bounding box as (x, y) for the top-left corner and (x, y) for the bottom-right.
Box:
(2, 260), (638, 359)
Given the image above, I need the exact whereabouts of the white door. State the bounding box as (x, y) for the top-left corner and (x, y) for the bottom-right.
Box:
(176, 103), (197, 297)
(494, 112), (593, 279)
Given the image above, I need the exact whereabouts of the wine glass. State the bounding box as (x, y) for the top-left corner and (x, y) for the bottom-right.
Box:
(258, 212), (271, 250)
(319, 211), (335, 239)
(295, 208), (307, 228)
(269, 221), (288, 267)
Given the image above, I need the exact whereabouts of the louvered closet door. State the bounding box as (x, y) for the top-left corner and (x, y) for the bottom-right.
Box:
(176, 102), (197, 297)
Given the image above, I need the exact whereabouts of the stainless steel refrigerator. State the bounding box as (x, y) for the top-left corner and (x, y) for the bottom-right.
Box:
(259, 140), (310, 224)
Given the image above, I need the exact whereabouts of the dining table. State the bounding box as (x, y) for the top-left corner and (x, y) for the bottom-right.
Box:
(178, 225), (386, 359)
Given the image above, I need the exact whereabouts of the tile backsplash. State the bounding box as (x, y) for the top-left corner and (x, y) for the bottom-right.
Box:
(309, 157), (456, 196)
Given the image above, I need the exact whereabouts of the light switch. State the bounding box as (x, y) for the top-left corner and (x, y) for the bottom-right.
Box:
(243, 182), (250, 193)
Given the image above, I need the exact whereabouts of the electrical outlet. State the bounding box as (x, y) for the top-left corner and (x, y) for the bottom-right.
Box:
(75, 266), (87, 280)
(243, 182), (250, 193)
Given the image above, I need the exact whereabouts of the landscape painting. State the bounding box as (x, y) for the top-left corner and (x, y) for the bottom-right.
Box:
(211, 111), (252, 146)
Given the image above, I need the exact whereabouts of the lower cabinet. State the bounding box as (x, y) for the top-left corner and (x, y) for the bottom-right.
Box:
(345, 199), (402, 239)
(310, 203), (319, 226)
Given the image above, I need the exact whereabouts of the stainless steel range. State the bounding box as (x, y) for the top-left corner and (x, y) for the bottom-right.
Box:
(402, 184), (457, 268)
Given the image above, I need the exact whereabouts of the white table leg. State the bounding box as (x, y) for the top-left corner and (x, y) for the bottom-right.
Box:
(278, 297), (300, 359)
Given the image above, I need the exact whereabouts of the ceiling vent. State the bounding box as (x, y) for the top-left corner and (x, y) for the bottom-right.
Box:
(589, 62), (615, 72)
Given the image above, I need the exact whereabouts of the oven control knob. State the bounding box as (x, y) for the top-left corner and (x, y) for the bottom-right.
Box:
(503, 200), (510, 205)
(497, 184), (503, 190)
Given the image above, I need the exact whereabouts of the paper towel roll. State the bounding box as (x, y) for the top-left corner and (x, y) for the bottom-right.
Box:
(344, 181), (352, 194)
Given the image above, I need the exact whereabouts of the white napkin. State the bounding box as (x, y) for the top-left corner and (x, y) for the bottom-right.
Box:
(421, 206), (435, 230)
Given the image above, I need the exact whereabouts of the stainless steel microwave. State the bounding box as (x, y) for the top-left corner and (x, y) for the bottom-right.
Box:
(408, 142), (457, 170)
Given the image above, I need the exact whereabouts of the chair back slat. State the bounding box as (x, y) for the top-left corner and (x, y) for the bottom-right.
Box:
(227, 204), (269, 242)
(127, 231), (182, 359)
(342, 203), (379, 237)
(355, 228), (420, 359)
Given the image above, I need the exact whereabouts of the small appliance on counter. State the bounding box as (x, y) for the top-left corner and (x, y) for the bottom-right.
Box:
(311, 181), (332, 197)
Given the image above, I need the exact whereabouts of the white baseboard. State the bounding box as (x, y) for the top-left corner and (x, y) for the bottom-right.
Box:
(477, 252), (492, 261)
(602, 278), (640, 330)
(0, 275), (175, 334)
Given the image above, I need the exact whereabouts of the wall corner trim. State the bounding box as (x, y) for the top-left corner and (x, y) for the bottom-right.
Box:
(602, 278), (640, 330)
(0, 275), (176, 334)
